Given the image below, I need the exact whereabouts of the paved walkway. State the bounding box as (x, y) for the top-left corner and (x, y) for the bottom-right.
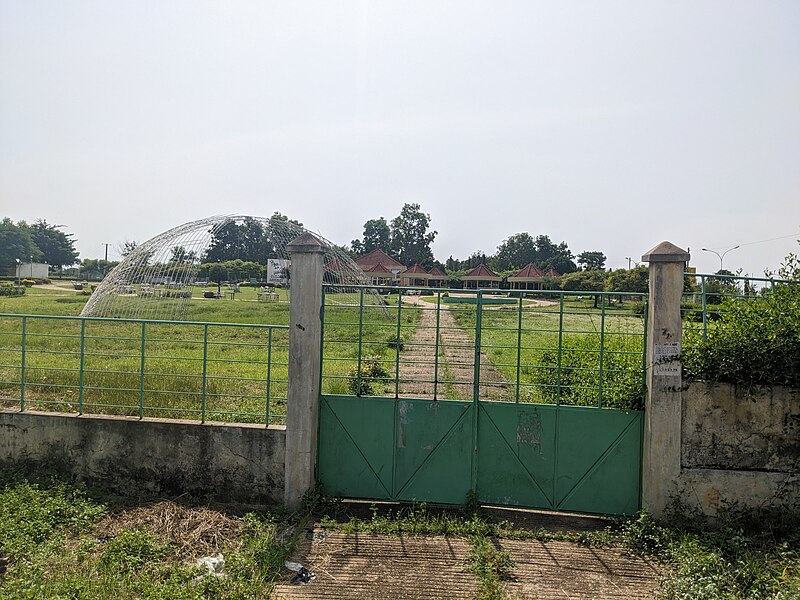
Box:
(272, 525), (661, 599)
(397, 298), (508, 400)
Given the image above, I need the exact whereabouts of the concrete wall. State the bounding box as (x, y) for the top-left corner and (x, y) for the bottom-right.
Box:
(676, 382), (799, 515)
(0, 410), (285, 505)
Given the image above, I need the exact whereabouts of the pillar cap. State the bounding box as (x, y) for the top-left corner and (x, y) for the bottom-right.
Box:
(287, 232), (326, 254)
(642, 241), (690, 263)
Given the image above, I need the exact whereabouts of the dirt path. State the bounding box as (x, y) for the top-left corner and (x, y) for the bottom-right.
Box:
(398, 299), (508, 400)
(272, 525), (661, 599)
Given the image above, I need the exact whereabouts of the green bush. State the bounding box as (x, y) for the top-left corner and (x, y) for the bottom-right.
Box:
(683, 250), (800, 388)
(347, 355), (391, 396)
(530, 335), (646, 409)
(386, 335), (405, 351)
(21, 279), (35, 287)
(0, 282), (25, 297)
(98, 529), (167, 573)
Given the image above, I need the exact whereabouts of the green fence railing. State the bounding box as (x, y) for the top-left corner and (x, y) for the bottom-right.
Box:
(682, 273), (791, 341)
(320, 285), (648, 410)
(0, 314), (289, 425)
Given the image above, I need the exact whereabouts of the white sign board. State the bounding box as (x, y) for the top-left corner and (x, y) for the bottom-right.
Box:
(267, 259), (290, 285)
(653, 342), (681, 377)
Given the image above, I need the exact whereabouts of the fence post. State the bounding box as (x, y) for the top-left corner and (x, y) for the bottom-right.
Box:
(284, 233), (325, 511)
(641, 241), (690, 518)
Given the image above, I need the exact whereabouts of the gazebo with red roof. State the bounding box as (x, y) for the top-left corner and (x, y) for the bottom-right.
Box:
(460, 264), (502, 289)
(508, 263), (547, 290)
(427, 266), (448, 288)
(399, 264), (431, 287)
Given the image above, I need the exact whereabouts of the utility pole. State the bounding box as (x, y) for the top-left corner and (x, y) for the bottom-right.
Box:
(625, 257), (632, 269)
(103, 243), (111, 262)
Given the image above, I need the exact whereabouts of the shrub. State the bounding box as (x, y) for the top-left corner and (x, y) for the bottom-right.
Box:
(683, 249), (800, 388)
(21, 279), (35, 287)
(0, 282), (25, 297)
(530, 334), (646, 409)
(386, 336), (405, 351)
(347, 355), (390, 396)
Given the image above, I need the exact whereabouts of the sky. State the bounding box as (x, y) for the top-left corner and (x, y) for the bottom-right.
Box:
(1, 1), (798, 276)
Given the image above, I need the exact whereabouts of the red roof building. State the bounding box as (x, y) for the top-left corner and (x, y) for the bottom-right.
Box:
(460, 264), (501, 289)
(354, 249), (404, 274)
(508, 263), (547, 290)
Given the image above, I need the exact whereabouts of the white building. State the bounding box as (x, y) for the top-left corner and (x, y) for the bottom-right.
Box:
(16, 262), (49, 280)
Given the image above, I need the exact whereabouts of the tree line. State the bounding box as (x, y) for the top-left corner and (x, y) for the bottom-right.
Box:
(349, 204), (609, 276)
(0, 218), (80, 272)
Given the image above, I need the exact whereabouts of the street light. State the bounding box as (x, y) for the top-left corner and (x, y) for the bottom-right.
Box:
(701, 245), (740, 272)
(625, 257), (633, 269)
(15, 258), (20, 285)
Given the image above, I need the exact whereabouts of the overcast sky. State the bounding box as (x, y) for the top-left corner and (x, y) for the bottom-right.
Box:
(1, 1), (798, 276)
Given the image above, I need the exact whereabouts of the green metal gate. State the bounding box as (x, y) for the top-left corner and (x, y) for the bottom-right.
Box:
(317, 286), (645, 517)
(318, 395), (641, 515)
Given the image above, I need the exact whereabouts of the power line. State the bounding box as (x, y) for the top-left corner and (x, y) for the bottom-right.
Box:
(706, 231), (799, 250)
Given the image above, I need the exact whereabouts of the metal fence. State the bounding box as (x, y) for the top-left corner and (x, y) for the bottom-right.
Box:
(0, 314), (289, 425)
(682, 272), (791, 341)
(320, 286), (648, 409)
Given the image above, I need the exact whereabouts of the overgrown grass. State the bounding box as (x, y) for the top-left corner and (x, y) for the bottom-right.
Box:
(0, 474), (315, 599)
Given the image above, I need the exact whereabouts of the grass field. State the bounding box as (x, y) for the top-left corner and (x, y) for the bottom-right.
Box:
(0, 283), (403, 424)
(0, 283), (647, 422)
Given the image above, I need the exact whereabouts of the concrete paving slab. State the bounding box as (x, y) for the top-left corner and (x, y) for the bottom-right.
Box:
(273, 529), (478, 599)
(500, 538), (661, 599)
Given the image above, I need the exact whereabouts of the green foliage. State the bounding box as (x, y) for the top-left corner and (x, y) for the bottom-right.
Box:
(605, 266), (648, 294)
(351, 217), (391, 255)
(467, 535), (515, 600)
(389, 203), (437, 267)
(386, 335), (404, 351)
(577, 250), (607, 270)
(561, 269), (605, 293)
(204, 213), (301, 263)
(29, 219), (79, 269)
(20, 279), (35, 287)
(347, 355), (390, 395)
(0, 481), (106, 560)
(98, 529), (167, 573)
(0, 282), (25, 297)
(530, 334), (646, 409)
(683, 270), (800, 388)
(0, 218), (43, 270)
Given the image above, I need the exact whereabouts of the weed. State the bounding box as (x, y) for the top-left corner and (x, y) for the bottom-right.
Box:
(466, 535), (514, 600)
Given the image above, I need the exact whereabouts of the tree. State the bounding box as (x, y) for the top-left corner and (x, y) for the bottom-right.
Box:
(605, 266), (648, 300)
(577, 251), (607, 270)
(0, 218), (42, 270)
(389, 203), (437, 267)
(494, 233), (537, 271)
(205, 217), (266, 263)
(205, 214), (303, 263)
(118, 240), (139, 257)
(561, 269), (606, 307)
(361, 218), (391, 254)
(30, 219), (79, 270)
(532, 235), (577, 274)
(169, 246), (197, 264)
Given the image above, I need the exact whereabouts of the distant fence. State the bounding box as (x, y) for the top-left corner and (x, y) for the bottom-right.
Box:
(0, 314), (289, 425)
(320, 286), (648, 409)
(682, 272), (792, 340)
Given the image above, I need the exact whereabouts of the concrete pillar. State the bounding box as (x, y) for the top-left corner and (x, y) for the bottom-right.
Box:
(641, 241), (690, 517)
(284, 233), (325, 510)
